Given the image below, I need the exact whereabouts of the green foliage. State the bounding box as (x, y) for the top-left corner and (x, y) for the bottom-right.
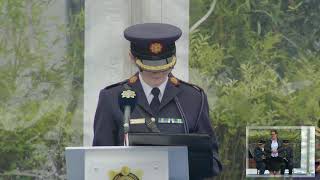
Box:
(248, 129), (300, 143)
(190, 0), (320, 179)
(0, 0), (83, 179)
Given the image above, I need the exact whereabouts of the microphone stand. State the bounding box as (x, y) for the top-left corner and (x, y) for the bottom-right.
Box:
(119, 88), (137, 146)
(123, 106), (131, 146)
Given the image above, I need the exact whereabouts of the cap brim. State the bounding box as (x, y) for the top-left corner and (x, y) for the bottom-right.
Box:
(135, 56), (176, 72)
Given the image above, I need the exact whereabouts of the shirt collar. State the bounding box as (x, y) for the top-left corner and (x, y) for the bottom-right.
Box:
(139, 73), (168, 103)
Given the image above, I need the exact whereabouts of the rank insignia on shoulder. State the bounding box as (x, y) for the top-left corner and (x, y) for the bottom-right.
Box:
(158, 118), (183, 124)
(169, 76), (179, 86)
(128, 75), (138, 84)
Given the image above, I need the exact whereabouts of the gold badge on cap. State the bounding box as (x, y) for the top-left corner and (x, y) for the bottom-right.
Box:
(149, 42), (163, 54)
(121, 90), (136, 99)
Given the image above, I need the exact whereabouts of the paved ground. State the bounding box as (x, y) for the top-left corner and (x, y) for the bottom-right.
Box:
(246, 168), (316, 178)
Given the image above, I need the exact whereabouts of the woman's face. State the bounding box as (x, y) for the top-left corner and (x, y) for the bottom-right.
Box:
(140, 69), (171, 87)
(271, 131), (277, 140)
(129, 52), (172, 87)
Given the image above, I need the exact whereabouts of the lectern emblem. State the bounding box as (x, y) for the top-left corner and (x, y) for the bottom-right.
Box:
(109, 166), (143, 180)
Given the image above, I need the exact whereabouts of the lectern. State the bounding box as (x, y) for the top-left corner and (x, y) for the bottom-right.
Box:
(65, 146), (189, 180)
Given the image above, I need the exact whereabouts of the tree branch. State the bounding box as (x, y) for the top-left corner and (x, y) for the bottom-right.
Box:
(0, 171), (40, 178)
(190, 0), (218, 33)
(0, 169), (58, 178)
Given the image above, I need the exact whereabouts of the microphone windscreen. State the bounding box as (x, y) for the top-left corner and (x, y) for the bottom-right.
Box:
(118, 89), (137, 113)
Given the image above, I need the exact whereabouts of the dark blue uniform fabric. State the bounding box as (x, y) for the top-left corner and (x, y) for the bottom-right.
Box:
(280, 145), (294, 175)
(254, 146), (267, 174)
(124, 23), (182, 60)
(124, 23), (182, 45)
(92, 73), (222, 176)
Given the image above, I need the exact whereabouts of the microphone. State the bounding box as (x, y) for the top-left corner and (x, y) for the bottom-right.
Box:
(118, 89), (137, 134)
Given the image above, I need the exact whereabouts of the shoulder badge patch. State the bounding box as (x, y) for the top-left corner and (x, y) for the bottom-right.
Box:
(128, 75), (138, 84)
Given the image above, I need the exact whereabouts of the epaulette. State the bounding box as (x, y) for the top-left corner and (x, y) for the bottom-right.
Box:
(179, 80), (203, 92)
(104, 80), (127, 90)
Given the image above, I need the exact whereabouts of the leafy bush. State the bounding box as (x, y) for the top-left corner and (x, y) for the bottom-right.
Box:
(190, 0), (320, 179)
(0, 0), (83, 179)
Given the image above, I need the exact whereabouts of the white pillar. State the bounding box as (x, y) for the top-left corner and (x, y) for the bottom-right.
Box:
(300, 126), (315, 175)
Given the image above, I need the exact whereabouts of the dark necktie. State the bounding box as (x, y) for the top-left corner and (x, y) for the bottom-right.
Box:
(150, 87), (160, 115)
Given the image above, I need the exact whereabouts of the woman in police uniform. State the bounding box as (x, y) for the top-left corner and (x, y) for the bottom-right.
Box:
(92, 23), (222, 178)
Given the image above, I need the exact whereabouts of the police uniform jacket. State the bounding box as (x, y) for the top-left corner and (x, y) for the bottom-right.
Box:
(254, 146), (266, 163)
(92, 73), (222, 175)
(280, 146), (293, 164)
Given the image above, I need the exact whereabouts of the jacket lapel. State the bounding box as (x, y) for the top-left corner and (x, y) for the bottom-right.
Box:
(128, 72), (182, 115)
(128, 73), (154, 116)
(159, 80), (182, 111)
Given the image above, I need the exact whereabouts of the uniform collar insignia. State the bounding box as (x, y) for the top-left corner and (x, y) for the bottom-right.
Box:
(169, 76), (179, 86)
(128, 75), (138, 84)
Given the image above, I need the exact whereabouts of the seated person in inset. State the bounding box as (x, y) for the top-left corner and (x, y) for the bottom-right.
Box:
(254, 140), (267, 175)
(280, 140), (293, 175)
(265, 129), (284, 175)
